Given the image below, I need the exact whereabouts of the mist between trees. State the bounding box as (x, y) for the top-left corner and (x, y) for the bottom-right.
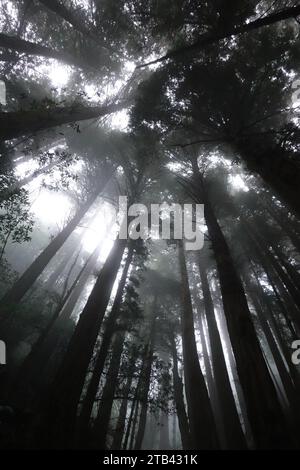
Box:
(1, 0), (300, 451)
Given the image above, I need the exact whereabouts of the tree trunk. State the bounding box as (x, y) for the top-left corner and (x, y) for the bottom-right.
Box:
(9, 249), (95, 403)
(77, 244), (134, 437)
(92, 330), (126, 449)
(169, 332), (192, 450)
(193, 296), (223, 444)
(133, 313), (157, 451)
(0, 156), (68, 202)
(243, 223), (300, 336)
(191, 159), (292, 448)
(139, 5), (300, 67)
(37, 236), (128, 448)
(0, 32), (91, 69)
(111, 361), (136, 450)
(198, 262), (247, 449)
(0, 102), (124, 142)
(246, 281), (299, 414)
(261, 195), (300, 253)
(240, 146), (300, 219)
(159, 410), (170, 450)
(178, 239), (219, 449)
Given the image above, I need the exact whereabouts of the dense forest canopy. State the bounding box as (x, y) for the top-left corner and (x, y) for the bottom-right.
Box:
(0, 0), (300, 451)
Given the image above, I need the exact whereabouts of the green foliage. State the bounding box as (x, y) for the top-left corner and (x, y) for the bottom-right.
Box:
(0, 173), (34, 262)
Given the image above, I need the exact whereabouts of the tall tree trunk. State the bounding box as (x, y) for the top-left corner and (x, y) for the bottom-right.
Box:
(0, 32), (92, 69)
(246, 280), (299, 415)
(92, 330), (126, 449)
(191, 159), (292, 448)
(122, 344), (150, 450)
(43, 236), (79, 292)
(111, 360), (136, 450)
(123, 397), (137, 450)
(169, 332), (192, 450)
(139, 5), (300, 67)
(269, 244), (300, 296)
(159, 410), (170, 450)
(243, 223), (300, 336)
(261, 195), (300, 253)
(249, 262), (300, 383)
(37, 236), (128, 448)
(0, 102), (124, 142)
(198, 262), (247, 449)
(0, 155), (68, 202)
(133, 310), (157, 451)
(239, 146), (300, 219)
(178, 240), (219, 449)
(77, 244), (134, 437)
(193, 296), (223, 444)
(128, 398), (140, 450)
(253, 230), (300, 309)
(9, 249), (95, 403)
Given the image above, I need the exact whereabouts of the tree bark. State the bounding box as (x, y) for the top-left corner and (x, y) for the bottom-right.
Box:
(133, 314), (156, 450)
(111, 360), (136, 450)
(169, 332), (192, 450)
(138, 5), (300, 67)
(178, 240), (219, 449)
(191, 158), (292, 448)
(77, 244), (134, 437)
(37, 236), (128, 448)
(198, 261), (247, 449)
(0, 32), (92, 69)
(0, 102), (124, 142)
(92, 330), (126, 449)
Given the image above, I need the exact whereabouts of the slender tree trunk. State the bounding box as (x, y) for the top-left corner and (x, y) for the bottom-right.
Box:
(191, 159), (292, 448)
(77, 244), (134, 436)
(111, 361), (136, 450)
(92, 330), (126, 449)
(198, 262), (247, 449)
(169, 332), (192, 450)
(37, 236), (128, 448)
(262, 196), (300, 253)
(9, 250), (94, 401)
(270, 244), (300, 295)
(249, 262), (300, 380)
(128, 398), (140, 450)
(123, 397), (137, 450)
(139, 5), (300, 67)
(256, 235), (300, 309)
(244, 223), (300, 336)
(178, 240), (219, 449)
(194, 297), (223, 444)
(133, 316), (156, 450)
(239, 146), (300, 219)
(0, 156), (68, 202)
(246, 281), (299, 414)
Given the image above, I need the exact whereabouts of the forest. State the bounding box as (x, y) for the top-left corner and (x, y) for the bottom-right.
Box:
(0, 0), (300, 451)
